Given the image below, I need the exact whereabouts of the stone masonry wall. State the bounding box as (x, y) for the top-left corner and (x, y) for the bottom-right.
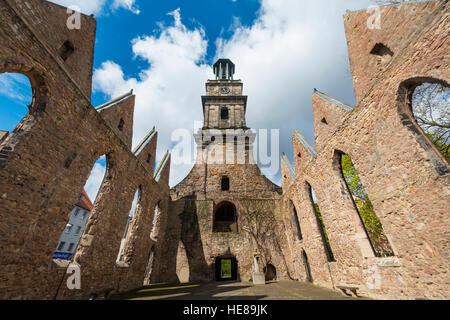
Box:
(0, 0), (171, 300)
(281, 1), (449, 300)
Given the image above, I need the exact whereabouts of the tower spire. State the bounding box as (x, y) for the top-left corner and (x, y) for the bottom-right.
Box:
(213, 59), (235, 80)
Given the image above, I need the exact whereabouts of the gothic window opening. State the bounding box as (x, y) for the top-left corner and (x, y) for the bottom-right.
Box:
(307, 184), (335, 262)
(146, 154), (152, 164)
(53, 155), (107, 261)
(0, 73), (33, 167)
(302, 250), (313, 283)
(321, 117), (328, 125)
(221, 176), (230, 191)
(59, 41), (75, 61)
(338, 152), (395, 257)
(290, 200), (303, 241)
(410, 82), (450, 163)
(117, 187), (142, 265)
(143, 245), (155, 285)
(151, 202), (162, 241)
(213, 201), (238, 233)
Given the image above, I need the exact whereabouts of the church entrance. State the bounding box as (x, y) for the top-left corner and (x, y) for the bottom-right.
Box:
(215, 257), (238, 282)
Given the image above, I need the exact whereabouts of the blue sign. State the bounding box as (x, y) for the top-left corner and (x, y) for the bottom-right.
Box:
(53, 252), (73, 261)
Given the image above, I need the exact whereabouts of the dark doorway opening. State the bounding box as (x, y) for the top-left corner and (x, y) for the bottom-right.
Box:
(215, 257), (238, 282)
(264, 264), (277, 281)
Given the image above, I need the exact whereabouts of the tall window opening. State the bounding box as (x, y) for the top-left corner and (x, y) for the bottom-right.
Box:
(117, 187), (142, 265)
(143, 245), (155, 285)
(53, 155), (108, 261)
(213, 201), (238, 233)
(307, 184), (335, 262)
(221, 176), (230, 191)
(410, 82), (449, 162)
(339, 153), (395, 257)
(221, 107), (229, 120)
(302, 250), (313, 283)
(290, 200), (303, 241)
(0, 73), (33, 166)
(151, 202), (162, 241)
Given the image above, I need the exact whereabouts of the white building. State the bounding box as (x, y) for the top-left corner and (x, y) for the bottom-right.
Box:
(53, 190), (93, 260)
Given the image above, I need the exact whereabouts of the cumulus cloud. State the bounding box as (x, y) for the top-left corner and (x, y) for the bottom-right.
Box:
(93, 1), (376, 187)
(216, 0), (373, 181)
(94, 8), (211, 186)
(112, 0), (140, 15)
(48, 0), (139, 15)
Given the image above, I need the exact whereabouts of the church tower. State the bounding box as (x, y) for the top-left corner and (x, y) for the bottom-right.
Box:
(162, 59), (289, 284)
(195, 58), (255, 166)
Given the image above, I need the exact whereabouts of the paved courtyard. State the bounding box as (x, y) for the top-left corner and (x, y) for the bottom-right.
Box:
(111, 281), (363, 300)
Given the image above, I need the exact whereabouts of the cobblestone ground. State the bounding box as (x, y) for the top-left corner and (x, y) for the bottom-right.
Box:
(111, 281), (364, 300)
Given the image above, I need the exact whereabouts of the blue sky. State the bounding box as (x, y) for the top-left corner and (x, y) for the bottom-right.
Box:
(0, 0), (380, 200)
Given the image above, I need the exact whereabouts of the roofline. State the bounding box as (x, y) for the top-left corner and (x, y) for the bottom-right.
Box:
(313, 89), (354, 112)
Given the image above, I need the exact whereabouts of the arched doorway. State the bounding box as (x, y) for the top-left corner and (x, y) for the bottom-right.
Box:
(215, 256), (238, 282)
(213, 201), (238, 233)
(264, 264), (277, 281)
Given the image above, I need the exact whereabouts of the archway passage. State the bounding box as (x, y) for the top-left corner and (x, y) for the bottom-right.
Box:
(264, 264), (277, 281)
(215, 257), (238, 282)
(213, 201), (238, 233)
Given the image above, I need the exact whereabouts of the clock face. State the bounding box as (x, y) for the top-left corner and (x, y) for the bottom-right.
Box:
(219, 87), (231, 94)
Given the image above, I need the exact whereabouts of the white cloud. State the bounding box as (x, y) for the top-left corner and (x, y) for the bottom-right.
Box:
(93, 8), (211, 186)
(0, 73), (32, 104)
(112, 0), (140, 15)
(216, 0), (373, 179)
(48, 0), (139, 15)
(93, 1), (376, 187)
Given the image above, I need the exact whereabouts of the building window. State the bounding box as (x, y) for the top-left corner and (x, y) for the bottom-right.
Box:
(118, 118), (125, 131)
(73, 207), (80, 217)
(290, 200), (303, 241)
(67, 243), (75, 252)
(57, 242), (66, 251)
(59, 41), (75, 61)
(76, 226), (82, 235)
(308, 184), (335, 262)
(82, 212), (88, 220)
(221, 176), (230, 191)
(65, 224), (73, 233)
(221, 107), (229, 120)
(213, 201), (238, 233)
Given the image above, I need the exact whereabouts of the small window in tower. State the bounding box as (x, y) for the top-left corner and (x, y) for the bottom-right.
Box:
(59, 41), (75, 62)
(146, 154), (152, 164)
(221, 176), (230, 191)
(321, 118), (328, 125)
(221, 108), (229, 120)
(118, 118), (125, 131)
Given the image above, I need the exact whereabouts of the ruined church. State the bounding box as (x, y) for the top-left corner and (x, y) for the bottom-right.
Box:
(0, 0), (448, 300)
